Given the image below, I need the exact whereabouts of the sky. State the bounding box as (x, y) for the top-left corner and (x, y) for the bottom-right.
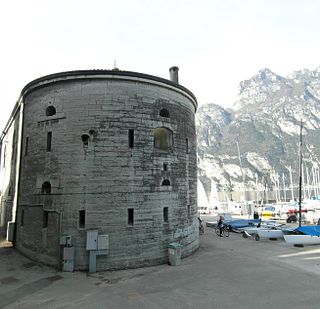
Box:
(1, 0), (320, 131)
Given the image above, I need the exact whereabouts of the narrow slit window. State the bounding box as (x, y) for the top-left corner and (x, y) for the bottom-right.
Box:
(25, 137), (29, 156)
(128, 208), (134, 225)
(128, 129), (134, 148)
(187, 205), (191, 218)
(79, 210), (85, 229)
(186, 138), (189, 154)
(21, 210), (24, 226)
(163, 207), (169, 223)
(46, 132), (52, 152)
(163, 163), (168, 171)
(43, 211), (48, 228)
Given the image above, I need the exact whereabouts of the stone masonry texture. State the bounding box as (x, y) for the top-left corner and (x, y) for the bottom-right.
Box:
(10, 70), (198, 270)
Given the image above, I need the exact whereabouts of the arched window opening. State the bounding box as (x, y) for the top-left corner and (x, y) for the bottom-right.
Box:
(154, 127), (173, 151)
(159, 108), (170, 118)
(162, 179), (171, 186)
(46, 106), (56, 116)
(41, 181), (51, 194)
(81, 134), (90, 147)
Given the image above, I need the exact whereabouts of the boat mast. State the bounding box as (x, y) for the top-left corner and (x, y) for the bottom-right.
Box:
(282, 173), (287, 202)
(276, 172), (281, 203)
(302, 162), (306, 200)
(298, 119), (303, 227)
(255, 173), (259, 205)
(236, 141), (249, 217)
(315, 166), (320, 196)
(305, 165), (311, 200)
(289, 166), (294, 201)
(312, 165), (319, 198)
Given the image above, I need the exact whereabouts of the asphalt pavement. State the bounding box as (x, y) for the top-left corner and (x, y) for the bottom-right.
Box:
(1, 218), (320, 309)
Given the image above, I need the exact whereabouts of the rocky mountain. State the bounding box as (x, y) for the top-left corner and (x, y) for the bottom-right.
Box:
(197, 67), (320, 202)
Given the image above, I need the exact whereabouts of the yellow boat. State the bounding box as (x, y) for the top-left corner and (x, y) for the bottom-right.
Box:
(261, 205), (276, 218)
(261, 210), (275, 218)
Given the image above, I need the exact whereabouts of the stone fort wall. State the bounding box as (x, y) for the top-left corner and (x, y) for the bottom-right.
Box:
(13, 70), (198, 270)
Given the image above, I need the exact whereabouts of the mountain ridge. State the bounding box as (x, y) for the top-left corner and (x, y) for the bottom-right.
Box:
(196, 66), (320, 203)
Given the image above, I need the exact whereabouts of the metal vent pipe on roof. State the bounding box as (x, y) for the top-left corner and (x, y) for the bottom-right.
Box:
(169, 66), (179, 84)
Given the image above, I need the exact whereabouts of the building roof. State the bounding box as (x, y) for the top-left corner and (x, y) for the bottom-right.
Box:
(21, 69), (197, 108)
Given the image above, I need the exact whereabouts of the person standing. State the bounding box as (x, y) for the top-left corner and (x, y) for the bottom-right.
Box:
(217, 216), (224, 237)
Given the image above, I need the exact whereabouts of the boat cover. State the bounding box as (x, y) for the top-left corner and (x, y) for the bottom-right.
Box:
(295, 225), (320, 236)
(227, 219), (261, 229)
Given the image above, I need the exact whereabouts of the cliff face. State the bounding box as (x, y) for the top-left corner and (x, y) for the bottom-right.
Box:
(197, 67), (320, 200)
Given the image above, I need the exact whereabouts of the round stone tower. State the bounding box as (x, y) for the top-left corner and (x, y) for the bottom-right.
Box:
(15, 69), (198, 270)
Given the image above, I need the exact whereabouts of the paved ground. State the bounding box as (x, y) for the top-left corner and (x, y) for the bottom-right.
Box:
(1, 219), (320, 308)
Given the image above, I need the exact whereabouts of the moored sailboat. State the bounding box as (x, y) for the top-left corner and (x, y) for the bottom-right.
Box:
(283, 120), (320, 246)
(257, 228), (284, 240)
(283, 226), (320, 245)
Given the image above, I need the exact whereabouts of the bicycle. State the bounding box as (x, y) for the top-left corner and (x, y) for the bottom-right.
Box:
(215, 224), (230, 237)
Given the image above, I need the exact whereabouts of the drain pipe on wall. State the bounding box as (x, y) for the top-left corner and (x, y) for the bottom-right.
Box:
(11, 97), (25, 243)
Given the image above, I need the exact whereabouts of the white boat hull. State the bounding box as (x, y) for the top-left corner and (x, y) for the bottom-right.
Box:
(283, 234), (320, 245)
(240, 226), (258, 234)
(257, 229), (283, 239)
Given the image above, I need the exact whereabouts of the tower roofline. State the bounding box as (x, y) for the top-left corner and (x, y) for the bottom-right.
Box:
(21, 69), (197, 110)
